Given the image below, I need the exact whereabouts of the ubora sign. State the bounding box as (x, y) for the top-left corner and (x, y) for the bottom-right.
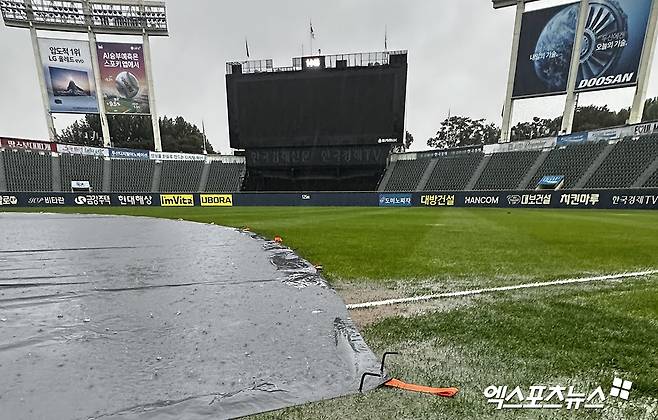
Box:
(200, 194), (233, 207)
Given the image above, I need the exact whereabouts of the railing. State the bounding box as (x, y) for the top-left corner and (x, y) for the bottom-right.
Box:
(227, 50), (407, 75)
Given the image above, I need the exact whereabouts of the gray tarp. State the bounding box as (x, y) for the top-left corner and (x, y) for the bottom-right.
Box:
(0, 213), (381, 419)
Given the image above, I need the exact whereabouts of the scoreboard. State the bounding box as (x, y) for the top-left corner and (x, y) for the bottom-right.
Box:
(226, 52), (408, 151)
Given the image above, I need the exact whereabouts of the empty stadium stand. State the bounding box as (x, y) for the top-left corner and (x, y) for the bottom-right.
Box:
(474, 150), (540, 190)
(527, 141), (606, 189)
(424, 153), (484, 191)
(383, 158), (430, 191)
(110, 159), (155, 192)
(59, 153), (104, 192)
(1, 149), (52, 191)
(645, 168), (658, 188)
(158, 160), (204, 192)
(4, 134), (658, 194)
(585, 136), (658, 189)
(205, 161), (245, 192)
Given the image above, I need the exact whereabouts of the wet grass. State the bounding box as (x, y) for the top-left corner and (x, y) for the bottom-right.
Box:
(5, 207), (658, 419)
(7, 207), (658, 288)
(257, 277), (658, 420)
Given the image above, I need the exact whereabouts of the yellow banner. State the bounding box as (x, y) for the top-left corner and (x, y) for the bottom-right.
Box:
(160, 194), (195, 207)
(200, 194), (233, 207)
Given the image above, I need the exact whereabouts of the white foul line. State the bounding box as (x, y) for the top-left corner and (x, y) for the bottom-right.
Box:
(346, 270), (658, 310)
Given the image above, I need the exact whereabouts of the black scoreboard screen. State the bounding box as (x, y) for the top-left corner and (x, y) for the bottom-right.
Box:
(226, 59), (407, 149)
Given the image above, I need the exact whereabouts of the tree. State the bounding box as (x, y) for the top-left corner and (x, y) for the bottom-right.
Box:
(404, 130), (414, 150)
(427, 116), (500, 149)
(511, 117), (561, 141)
(57, 114), (215, 154)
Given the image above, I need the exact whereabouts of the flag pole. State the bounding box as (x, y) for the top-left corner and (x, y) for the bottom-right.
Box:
(202, 120), (207, 155)
(309, 19), (314, 55)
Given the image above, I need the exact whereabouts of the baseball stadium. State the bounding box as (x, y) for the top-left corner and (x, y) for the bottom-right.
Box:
(1, 0), (658, 419)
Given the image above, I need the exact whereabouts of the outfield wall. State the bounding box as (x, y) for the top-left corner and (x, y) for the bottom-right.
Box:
(1, 190), (657, 209)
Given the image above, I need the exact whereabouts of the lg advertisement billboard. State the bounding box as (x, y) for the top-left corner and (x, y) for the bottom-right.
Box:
(96, 42), (150, 114)
(38, 38), (99, 114)
(512, 0), (653, 99)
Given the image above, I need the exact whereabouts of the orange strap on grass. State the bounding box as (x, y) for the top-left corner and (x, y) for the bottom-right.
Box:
(384, 378), (459, 398)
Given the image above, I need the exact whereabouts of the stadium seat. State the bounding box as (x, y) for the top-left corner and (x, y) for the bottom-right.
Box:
(384, 159), (430, 191)
(204, 161), (246, 192)
(59, 153), (104, 192)
(475, 150), (540, 190)
(424, 153), (483, 191)
(527, 141), (605, 189)
(110, 158), (155, 192)
(644, 167), (658, 188)
(585, 136), (658, 189)
(158, 160), (204, 192)
(1, 149), (52, 192)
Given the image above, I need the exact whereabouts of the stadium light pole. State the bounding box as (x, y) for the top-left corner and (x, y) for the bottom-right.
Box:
(500, 0), (525, 143)
(629, 0), (658, 124)
(28, 22), (57, 142)
(1, 0), (168, 149)
(88, 30), (112, 148)
(142, 31), (162, 152)
(560, 0), (589, 135)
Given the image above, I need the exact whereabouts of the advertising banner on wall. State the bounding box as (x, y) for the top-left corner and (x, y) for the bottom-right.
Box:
(56, 144), (109, 157)
(96, 42), (150, 114)
(38, 38), (99, 113)
(1, 138), (56, 152)
(513, 0), (653, 98)
(109, 148), (150, 159)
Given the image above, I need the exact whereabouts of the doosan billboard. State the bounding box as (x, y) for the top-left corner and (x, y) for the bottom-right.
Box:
(513, 0), (653, 98)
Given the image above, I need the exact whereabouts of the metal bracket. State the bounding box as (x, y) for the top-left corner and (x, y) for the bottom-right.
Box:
(358, 351), (400, 393)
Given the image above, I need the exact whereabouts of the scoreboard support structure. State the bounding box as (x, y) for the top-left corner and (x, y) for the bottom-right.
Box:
(500, 0), (525, 143)
(560, 0), (589, 135)
(630, 0), (658, 124)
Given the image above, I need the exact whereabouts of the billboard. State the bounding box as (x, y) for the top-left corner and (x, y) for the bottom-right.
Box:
(226, 58), (408, 149)
(513, 0), (653, 98)
(96, 42), (150, 114)
(38, 38), (99, 113)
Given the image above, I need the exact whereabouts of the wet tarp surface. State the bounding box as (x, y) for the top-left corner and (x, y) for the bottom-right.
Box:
(0, 213), (381, 419)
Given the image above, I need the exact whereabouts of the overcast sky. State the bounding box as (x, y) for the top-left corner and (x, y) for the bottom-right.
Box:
(2, 0), (658, 153)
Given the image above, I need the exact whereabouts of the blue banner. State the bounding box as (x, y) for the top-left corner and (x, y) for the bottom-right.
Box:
(513, 0), (653, 98)
(1, 190), (657, 210)
(379, 193), (413, 207)
(109, 148), (150, 159)
(557, 131), (589, 145)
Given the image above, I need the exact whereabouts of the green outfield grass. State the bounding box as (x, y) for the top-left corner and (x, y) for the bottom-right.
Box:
(5, 207), (658, 419)
(9, 207), (658, 286)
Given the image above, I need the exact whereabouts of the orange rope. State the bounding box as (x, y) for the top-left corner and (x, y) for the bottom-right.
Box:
(384, 378), (459, 398)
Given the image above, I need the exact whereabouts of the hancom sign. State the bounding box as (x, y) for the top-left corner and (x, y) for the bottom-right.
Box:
(379, 193), (412, 207)
(160, 194), (194, 207)
(200, 194), (233, 207)
(513, 0), (653, 98)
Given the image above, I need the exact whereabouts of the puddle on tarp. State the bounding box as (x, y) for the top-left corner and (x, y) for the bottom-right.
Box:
(0, 213), (382, 420)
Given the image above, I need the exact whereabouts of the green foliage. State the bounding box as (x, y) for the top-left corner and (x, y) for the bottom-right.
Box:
(427, 116), (500, 149)
(57, 114), (214, 154)
(435, 97), (658, 147)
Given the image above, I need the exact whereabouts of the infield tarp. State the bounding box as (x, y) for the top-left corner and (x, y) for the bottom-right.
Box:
(0, 214), (381, 419)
